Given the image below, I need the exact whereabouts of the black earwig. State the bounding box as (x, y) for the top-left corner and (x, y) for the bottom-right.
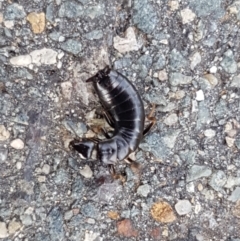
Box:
(70, 66), (154, 171)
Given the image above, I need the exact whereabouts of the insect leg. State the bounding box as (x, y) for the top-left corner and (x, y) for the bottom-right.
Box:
(143, 104), (156, 136)
(102, 110), (115, 128)
(108, 164), (126, 183)
(124, 157), (141, 189)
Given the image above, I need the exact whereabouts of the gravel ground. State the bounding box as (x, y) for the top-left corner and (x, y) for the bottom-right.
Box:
(0, 0), (240, 240)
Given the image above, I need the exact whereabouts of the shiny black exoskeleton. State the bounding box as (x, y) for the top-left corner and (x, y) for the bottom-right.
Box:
(70, 66), (152, 166)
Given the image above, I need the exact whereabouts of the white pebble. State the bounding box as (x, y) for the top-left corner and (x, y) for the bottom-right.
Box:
(196, 90), (204, 101)
(10, 139), (25, 150)
(210, 66), (217, 73)
(204, 129), (216, 138)
(79, 165), (93, 178)
(175, 200), (192, 215)
(16, 162), (22, 169)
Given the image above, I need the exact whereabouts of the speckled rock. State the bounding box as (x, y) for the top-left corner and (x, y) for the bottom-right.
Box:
(58, 1), (83, 18)
(231, 74), (240, 88)
(4, 3), (26, 20)
(228, 187), (240, 202)
(133, 0), (158, 34)
(81, 203), (99, 219)
(187, 165), (212, 182)
(209, 170), (227, 193)
(0, 125), (10, 141)
(10, 138), (24, 150)
(169, 73), (192, 86)
(220, 49), (237, 74)
(61, 39), (82, 55)
(79, 165), (93, 178)
(48, 207), (65, 241)
(175, 200), (192, 215)
(137, 184), (150, 197)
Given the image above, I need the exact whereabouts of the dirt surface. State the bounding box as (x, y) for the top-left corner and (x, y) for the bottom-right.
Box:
(0, 0), (240, 240)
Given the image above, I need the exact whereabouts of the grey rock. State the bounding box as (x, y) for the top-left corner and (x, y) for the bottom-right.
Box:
(81, 203), (98, 219)
(0, 147), (8, 162)
(59, 1), (83, 18)
(54, 168), (69, 185)
(48, 207), (64, 241)
(225, 176), (240, 189)
(49, 31), (62, 41)
(137, 184), (150, 197)
(196, 101), (212, 130)
(153, 54), (166, 70)
(157, 102), (176, 112)
(12, 68), (33, 80)
(169, 73), (192, 86)
(71, 176), (84, 198)
(84, 30), (103, 40)
(175, 200), (192, 215)
(220, 49), (237, 74)
(164, 113), (178, 126)
(162, 130), (180, 149)
(203, 36), (216, 47)
(236, 136), (240, 150)
(140, 130), (180, 159)
(114, 58), (131, 69)
(20, 214), (33, 226)
(187, 165), (212, 182)
(169, 49), (188, 71)
(63, 119), (87, 136)
(64, 210), (73, 220)
(133, 0), (158, 34)
(76, 0), (89, 4)
(46, 3), (56, 23)
(68, 157), (79, 171)
(231, 74), (240, 88)
(0, 66), (8, 81)
(145, 89), (167, 106)
(179, 150), (196, 165)
(228, 187), (240, 202)
(213, 99), (229, 119)
(84, 5), (105, 19)
(4, 3), (26, 20)
(209, 170), (227, 193)
(189, 0), (224, 19)
(61, 39), (82, 55)
(137, 54), (153, 78)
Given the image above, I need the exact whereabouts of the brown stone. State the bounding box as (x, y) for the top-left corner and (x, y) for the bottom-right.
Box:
(150, 201), (176, 223)
(107, 211), (120, 220)
(233, 200), (240, 218)
(27, 12), (45, 34)
(149, 227), (161, 240)
(117, 219), (138, 237)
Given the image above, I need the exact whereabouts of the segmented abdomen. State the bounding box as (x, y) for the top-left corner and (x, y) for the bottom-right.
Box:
(94, 70), (145, 153)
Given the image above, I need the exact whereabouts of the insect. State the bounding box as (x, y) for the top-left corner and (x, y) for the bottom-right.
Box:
(70, 66), (155, 178)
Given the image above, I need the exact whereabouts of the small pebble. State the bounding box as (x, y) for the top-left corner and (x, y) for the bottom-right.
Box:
(210, 66), (217, 73)
(79, 165), (93, 178)
(164, 113), (178, 126)
(175, 200), (192, 215)
(225, 136), (235, 147)
(10, 138), (25, 149)
(0, 222), (8, 238)
(196, 90), (204, 101)
(8, 220), (22, 234)
(137, 184), (150, 197)
(158, 70), (168, 81)
(204, 129), (216, 138)
(42, 164), (50, 174)
(0, 125), (10, 141)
